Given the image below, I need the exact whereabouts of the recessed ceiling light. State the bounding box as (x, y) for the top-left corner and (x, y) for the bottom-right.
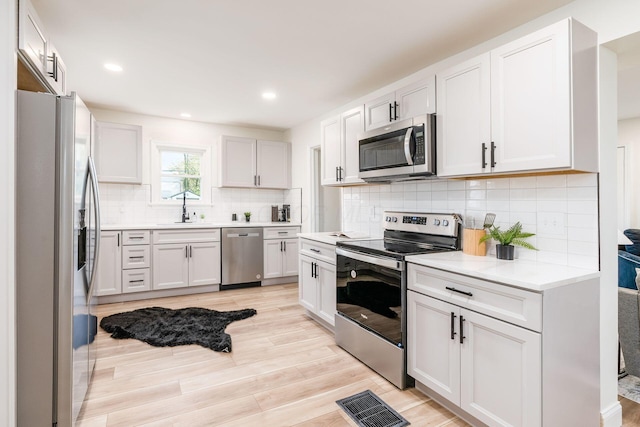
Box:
(104, 63), (123, 72)
(262, 92), (277, 100)
(180, 113), (191, 118)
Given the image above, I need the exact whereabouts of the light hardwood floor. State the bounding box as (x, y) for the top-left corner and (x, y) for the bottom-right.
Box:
(77, 283), (469, 427)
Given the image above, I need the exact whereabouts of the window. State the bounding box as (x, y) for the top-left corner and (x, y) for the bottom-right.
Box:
(151, 141), (211, 204)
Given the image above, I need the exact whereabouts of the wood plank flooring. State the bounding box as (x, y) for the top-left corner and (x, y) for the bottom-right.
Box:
(77, 283), (468, 427)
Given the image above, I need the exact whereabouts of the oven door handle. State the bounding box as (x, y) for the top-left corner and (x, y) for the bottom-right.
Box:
(403, 127), (414, 166)
(336, 247), (402, 271)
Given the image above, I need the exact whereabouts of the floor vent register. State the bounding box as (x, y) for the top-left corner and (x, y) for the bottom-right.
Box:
(335, 390), (410, 427)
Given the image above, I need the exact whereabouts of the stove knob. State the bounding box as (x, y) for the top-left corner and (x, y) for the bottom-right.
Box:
(442, 219), (449, 226)
(386, 216), (391, 222)
(392, 217), (398, 223)
(433, 219), (441, 226)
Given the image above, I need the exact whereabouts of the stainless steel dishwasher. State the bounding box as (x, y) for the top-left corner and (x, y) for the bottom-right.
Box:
(221, 227), (263, 289)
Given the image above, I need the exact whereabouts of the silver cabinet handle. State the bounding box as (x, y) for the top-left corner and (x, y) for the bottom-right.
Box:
(309, 248), (320, 253)
(185, 246), (188, 258)
(129, 279), (144, 283)
(129, 256), (144, 260)
(283, 241), (286, 252)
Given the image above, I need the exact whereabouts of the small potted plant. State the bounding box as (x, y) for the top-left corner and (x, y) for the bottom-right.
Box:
(244, 212), (251, 222)
(478, 221), (537, 260)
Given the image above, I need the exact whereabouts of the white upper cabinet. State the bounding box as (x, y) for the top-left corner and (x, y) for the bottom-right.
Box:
(18, 0), (67, 95)
(437, 18), (597, 178)
(364, 76), (436, 131)
(94, 121), (143, 184)
(321, 105), (365, 186)
(219, 136), (291, 189)
(219, 136), (257, 187)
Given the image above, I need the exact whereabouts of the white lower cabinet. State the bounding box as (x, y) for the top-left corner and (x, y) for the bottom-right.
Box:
(263, 227), (300, 279)
(94, 231), (122, 296)
(152, 229), (221, 290)
(298, 238), (337, 327)
(407, 290), (541, 426)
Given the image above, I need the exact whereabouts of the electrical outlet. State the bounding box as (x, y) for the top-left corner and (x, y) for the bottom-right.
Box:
(537, 212), (566, 236)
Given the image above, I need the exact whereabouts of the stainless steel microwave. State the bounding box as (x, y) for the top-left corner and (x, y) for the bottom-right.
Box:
(358, 114), (435, 182)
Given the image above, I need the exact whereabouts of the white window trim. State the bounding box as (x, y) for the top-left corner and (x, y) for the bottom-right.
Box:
(150, 140), (212, 205)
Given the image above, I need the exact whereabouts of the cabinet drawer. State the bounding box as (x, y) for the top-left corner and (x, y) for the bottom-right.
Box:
(122, 269), (151, 293)
(299, 239), (335, 265)
(408, 263), (542, 332)
(264, 227), (300, 240)
(152, 228), (220, 244)
(122, 230), (150, 245)
(122, 246), (150, 269)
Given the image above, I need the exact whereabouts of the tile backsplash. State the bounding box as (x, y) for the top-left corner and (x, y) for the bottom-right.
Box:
(342, 173), (599, 269)
(99, 184), (302, 225)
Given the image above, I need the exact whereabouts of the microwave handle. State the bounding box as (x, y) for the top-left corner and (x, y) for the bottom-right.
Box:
(403, 127), (414, 166)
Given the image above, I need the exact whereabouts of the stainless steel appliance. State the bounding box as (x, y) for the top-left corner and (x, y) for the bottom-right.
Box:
(16, 90), (100, 426)
(358, 114), (436, 182)
(221, 227), (263, 288)
(335, 211), (461, 389)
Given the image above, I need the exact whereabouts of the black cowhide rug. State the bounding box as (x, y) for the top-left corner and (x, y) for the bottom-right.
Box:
(99, 307), (257, 352)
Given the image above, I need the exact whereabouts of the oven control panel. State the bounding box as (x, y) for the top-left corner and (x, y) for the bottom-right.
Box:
(383, 211), (460, 236)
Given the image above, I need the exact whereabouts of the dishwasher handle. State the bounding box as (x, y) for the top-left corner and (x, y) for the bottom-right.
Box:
(226, 232), (260, 238)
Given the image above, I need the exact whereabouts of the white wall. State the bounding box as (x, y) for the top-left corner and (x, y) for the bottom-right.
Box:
(619, 117), (640, 228)
(90, 109), (302, 225)
(1, 0), (16, 425)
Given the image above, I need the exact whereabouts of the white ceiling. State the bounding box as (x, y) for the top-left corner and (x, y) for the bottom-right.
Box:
(33, 0), (577, 130)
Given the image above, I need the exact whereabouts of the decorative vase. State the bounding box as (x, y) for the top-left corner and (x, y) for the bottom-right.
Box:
(496, 244), (514, 260)
(245, 216), (250, 222)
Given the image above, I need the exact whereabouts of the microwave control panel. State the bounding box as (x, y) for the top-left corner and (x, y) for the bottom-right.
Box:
(414, 129), (425, 165)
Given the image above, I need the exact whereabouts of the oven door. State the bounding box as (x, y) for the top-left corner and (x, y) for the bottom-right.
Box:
(335, 248), (404, 345)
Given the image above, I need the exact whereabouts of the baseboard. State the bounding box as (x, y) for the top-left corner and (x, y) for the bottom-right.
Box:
(261, 276), (298, 286)
(600, 401), (622, 427)
(96, 284), (220, 304)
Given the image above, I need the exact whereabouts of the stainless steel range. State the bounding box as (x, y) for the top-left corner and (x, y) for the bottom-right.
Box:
(335, 211), (462, 389)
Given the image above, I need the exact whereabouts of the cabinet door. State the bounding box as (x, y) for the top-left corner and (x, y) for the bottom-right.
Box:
(263, 240), (284, 279)
(95, 122), (142, 184)
(298, 255), (317, 312)
(316, 260), (337, 326)
(407, 290), (460, 404)
(94, 231), (122, 296)
(18, 0), (47, 75)
(45, 42), (66, 95)
(189, 242), (221, 286)
(320, 115), (342, 186)
(491, 20), (571, 173)
(219, 136), (257, 187)
(364, 92), (395, 131)
(152, 244), (189, 289)
(436, 54), (491, 177)
(341, 106), (365, 184)
(396, 76), (436, 120)
(256, 140), (290, 189)
(460, 309), (541, 427)
(282, 239), (299, 277)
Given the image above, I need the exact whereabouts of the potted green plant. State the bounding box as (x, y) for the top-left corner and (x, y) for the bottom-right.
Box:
(478, 221), (537, 260)
(244, 211), (251, 222)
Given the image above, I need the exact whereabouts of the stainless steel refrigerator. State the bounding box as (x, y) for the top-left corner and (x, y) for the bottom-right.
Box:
(16, 90), (101, 426)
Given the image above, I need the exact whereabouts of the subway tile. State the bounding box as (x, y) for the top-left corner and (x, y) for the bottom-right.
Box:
(486, 189), (509, 201)
(403, 183), (417, 192)
(431, 180), (448, 191)
(466, 180), (486, 190)
(391, 183), (404, 193)
(486, 178), (510, 189)
(447, 190), (466, 201)
(567, 254), (599, 270)
(447, 200), (465, 213)
(510, 189), (536, 201)
(447, 180), (466, 191)
(567, 173), (598, 187)
(568, 200), (598, 215)
(568, 240), (599, 256)
(567, 213), (598, 229)
(568, 226), (599, 243)
(537, 200), (568, 213)
(537, 250), (568, 265)
(466, 199), (487, 212)
(416, 182), (432, 191)
(536, 175), (567, 188)
(536, 237), (568, 252)
(536, 188), (567, 200)
(509, 200), (536, 212)
(486, 200), (510, 212)
(509, 176), (537, 189)
(567, 186), (598, 201)
(466, 189), (486, 200)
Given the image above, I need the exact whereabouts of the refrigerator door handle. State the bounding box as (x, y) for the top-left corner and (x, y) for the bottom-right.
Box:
(86, 156), (101, 299)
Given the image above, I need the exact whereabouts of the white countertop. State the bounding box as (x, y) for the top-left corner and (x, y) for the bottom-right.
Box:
(101, 222), (301, 231)
(405, 251), (600, 292)
(297, 232), (375, 246)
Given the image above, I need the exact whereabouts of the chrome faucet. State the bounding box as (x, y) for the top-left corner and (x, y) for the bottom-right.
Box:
(181, 192), (190, 222)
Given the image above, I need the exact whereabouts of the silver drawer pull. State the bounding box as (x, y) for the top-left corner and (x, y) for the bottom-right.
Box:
(129, 256), (144, 260)
(445, 286), (473, 297)
(130, 236), (144, 240)
(278, 231), (288, 234)
(309, 248), (321, 253)
(129, 279), (145, 283)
